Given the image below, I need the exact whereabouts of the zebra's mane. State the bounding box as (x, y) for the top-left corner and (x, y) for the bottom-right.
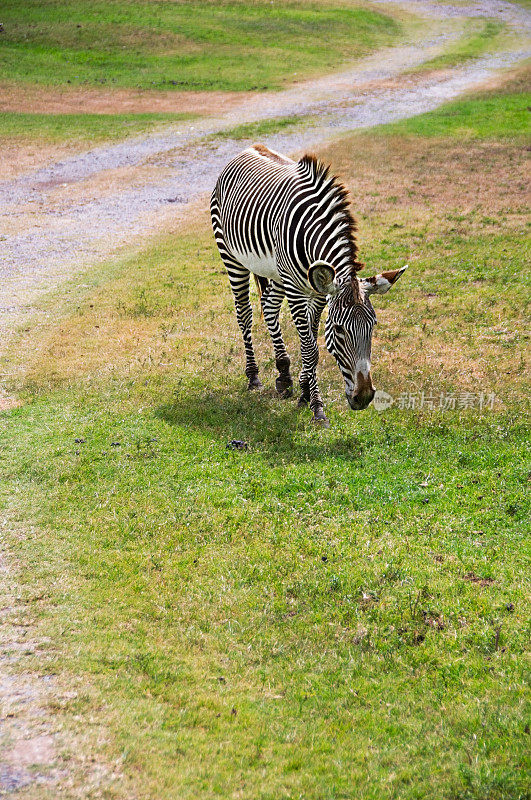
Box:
(298, 154), (364, 285)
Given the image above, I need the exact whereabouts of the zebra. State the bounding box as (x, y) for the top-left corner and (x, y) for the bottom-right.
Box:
(210, 143), (407, 426)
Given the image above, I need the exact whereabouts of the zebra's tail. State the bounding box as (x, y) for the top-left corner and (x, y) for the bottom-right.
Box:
(253, 275), (269, 318)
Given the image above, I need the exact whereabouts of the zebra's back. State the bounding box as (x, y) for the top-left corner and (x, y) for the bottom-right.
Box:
(211, 144), (300, 280)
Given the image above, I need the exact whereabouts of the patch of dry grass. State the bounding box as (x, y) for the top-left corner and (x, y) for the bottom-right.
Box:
(0, 81), (248, 116)
(326, 135), (529, 406)
(0, 391), (22, 411)
(10, 133), (528, 417)
(321, 135), (528, 231)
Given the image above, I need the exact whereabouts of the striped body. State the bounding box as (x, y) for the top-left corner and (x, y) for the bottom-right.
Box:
(211, 144), (406, 421)
(212, 145), (358, 289)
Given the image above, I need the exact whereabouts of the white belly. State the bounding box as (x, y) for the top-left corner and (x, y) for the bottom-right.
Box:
(231, 248), (280, 281)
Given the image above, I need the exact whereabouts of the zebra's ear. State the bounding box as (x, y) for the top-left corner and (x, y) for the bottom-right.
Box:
(308, 261), (338, 296)
(361, 265), (408, 296)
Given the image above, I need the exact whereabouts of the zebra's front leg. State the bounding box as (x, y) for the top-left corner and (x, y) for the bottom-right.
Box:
(227, 264), (261, 390)
(298, 296), (327, 414)
(261, 280), (293, 397)
(299, 337), (328, 425)
(288, 296), (328, 425)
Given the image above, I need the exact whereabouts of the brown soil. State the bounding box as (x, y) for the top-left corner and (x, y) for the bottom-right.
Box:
(0, 393), (22, 411)
(464, 572), (496, 586)
(322, 135), (529, 232)
(0, 141), (89, 182)
(0, 82), (250, 116)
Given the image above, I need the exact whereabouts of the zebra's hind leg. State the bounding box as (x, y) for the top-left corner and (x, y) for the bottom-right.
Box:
(261, 280), (293, 397)
(226, 263), (262, 390)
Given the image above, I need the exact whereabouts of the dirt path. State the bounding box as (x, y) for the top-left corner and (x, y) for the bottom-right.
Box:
(0, 1), (530, 796)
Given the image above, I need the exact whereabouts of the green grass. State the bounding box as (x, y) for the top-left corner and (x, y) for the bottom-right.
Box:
(0, 0), (400, 92)
(417, 19), (506, 72)
(2, 224), (529, 800)
(380, 86), (531, 141)
(3, 380), (529, 799)
(0, 111), (198, 143)
(214, 114), (308, 140)
(0, 73), (529, 799)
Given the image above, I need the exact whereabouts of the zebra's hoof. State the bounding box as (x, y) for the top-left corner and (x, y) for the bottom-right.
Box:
(247, 376), (263, 390)
(297, 395), (309, 408)
(275, 376), (293, 398)
(311, 414), (330, 428)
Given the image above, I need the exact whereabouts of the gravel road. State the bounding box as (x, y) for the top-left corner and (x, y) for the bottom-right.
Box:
(0, 0), (529, 339)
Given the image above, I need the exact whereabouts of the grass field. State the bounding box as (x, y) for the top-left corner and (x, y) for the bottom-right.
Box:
(382, 70), (530, 140)
(415, 18), (506, 72)
(1, 72), (530, 799)
(0, 0), (400, 92)
(0, 110), (198, 143)
(214, 114), (309, 140)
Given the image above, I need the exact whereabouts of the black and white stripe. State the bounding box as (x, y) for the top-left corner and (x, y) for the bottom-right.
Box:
(210, 144), (405, 422)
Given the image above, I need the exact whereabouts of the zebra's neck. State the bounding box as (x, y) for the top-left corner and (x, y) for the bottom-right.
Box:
(295, 156), (362, 282)
(304, 208), (359, 281)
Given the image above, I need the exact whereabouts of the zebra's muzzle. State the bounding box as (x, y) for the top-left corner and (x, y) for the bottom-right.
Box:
(347, 388), (375, 411)
(346, 371), (375, 410)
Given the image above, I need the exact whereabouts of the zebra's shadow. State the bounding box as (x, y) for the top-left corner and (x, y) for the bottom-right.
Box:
(155, 387), (365, 466)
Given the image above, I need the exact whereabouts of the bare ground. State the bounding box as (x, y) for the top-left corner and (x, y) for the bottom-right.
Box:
(0, 83), (249, 117)
(0, 542), (123, 798)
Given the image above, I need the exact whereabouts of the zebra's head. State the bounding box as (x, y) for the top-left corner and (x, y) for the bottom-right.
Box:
(309, 262), (407, 411)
